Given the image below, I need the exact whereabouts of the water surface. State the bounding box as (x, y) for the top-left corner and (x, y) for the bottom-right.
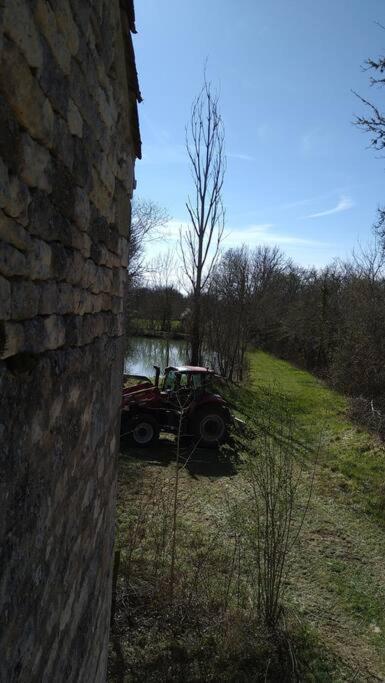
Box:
(124, 336), (188, 377)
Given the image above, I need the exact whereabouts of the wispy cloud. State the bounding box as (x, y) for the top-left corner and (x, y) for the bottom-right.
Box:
(223, 223), (329, 247)
(300, 127), (330, 156)
(228, 152), (255, 162)
(304, 195), (354, 219)
(161, 221), (330, 250)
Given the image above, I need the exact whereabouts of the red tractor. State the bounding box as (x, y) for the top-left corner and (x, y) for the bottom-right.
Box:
(120, 365), (231, 448)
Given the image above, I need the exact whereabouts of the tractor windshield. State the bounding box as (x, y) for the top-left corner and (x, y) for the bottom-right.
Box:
(163, 370), (177, 391)
(163, 370), (212, 393)
(163, 371), (192, 392)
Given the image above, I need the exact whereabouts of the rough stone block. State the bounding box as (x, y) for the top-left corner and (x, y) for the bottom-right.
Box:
(17, 133), (52, 192)
(92, 266), (110, 295)
(3, 0), (43, 70)
(79, 232), (91, 259)
(0, 38), (54, 147)
(90, 241), (102, 266)
(54, 1), (79, 56)
(0, 95), (21, 174)
(1, 320), (25, 358)
(39, 37), (70, 118)
(111, 267), (126, 298)
(89, 167), (112, 223)
(53, 116), (74, 171)
(27, 191), (55, 239)
(73, 188), (90, 231)
(63, 313), (82, 346)
(69, 59), (97, 129)
(35, 0), (71, 75)
(81, 258), (96, 290)
(114, 181), (130, 237)
(0, 209), (32, 252)
(67, 99), (83, 138)
(97, 153), (115, 196)
(44, 315), (65, 350)
(66, 249), (84, 286)
(50, 242), (70, 282)
(72, 137), (91, 190)
(3, 175), (31, 226)
(0, 240), (28, 278)
(96, 59), (109, 93)
(0, 275), (11, 319)
(57, 282), (74, 314)
(11, 280), (40, 320)
(23, 316), (45, 352)
(39, 282), (58, 315)
(118, 236), (129, 267)
(89, 209), (118, 255)
(95, 85), (117, 130)
(111, 296), (123, 315)
(71, 286), (83, 314)
(75, 39), (99, 99)
(115, 149), (134, 189)
(0, 156), (10, 209)
(115, 313), (125, 337)
(101, 293), (112, 314)
(68, 0), (91, 44)
(30, 239), (52, 280)
(51, 160), (75, 221)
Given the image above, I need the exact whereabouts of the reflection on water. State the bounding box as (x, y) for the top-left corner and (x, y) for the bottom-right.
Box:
(125, 336), (188, 377)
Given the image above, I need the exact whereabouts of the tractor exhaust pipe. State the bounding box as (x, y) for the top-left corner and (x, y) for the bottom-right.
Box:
(153, 365), (160, 388)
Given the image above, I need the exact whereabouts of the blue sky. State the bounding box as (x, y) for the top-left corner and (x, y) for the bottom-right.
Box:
(133, 0), (385, 268)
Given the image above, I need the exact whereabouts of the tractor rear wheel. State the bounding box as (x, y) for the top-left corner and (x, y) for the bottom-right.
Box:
(121, 413), (159, 448)
(192, 407), (228, 448)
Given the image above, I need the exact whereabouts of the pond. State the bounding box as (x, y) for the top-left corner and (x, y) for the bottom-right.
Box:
(124, 336), (189, 378)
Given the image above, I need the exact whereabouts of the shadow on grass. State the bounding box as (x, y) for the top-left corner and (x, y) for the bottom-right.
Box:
(120, 435), (237, 478)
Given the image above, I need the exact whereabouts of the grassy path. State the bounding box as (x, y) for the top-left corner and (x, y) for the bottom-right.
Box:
(110, 351), (385, 681)
(248, 352), (385, 518)
(247, 352), (385, 678)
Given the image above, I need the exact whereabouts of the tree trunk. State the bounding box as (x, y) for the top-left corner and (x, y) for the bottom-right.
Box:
(190, 292), (201, 364)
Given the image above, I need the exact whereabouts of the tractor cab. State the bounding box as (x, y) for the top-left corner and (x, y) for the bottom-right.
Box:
(161, 366), (213, 397)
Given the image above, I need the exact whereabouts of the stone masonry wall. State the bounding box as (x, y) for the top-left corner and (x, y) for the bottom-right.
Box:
(0, 1), (141, 681)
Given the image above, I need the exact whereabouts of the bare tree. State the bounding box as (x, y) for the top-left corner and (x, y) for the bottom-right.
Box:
(354, 32), (385, 240)
(148, 249), (176, 292)
(206, 246), (252, 380)
(147, 250), (178, 363)
(128, 197), (170, 286)
(180, 77), (226, 364)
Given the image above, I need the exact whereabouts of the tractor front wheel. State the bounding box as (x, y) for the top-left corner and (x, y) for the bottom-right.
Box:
(121, 412), (159, 448)
(192, 407), (228, 448)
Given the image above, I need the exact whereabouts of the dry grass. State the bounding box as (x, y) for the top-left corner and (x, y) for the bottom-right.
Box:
(109, 351), (385, 681)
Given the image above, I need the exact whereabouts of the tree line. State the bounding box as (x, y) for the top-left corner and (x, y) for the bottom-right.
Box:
(128, 236), (385, 424)
(204, 242), (385, 415)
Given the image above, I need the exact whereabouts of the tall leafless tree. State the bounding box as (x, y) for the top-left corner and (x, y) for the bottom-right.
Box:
(180, 77), (226, 364)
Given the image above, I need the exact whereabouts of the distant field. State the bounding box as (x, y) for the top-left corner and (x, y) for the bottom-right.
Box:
(110, 350), (385, 681)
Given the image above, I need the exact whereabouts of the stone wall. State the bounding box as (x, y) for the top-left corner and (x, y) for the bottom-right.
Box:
(0, 1), (141, 680)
